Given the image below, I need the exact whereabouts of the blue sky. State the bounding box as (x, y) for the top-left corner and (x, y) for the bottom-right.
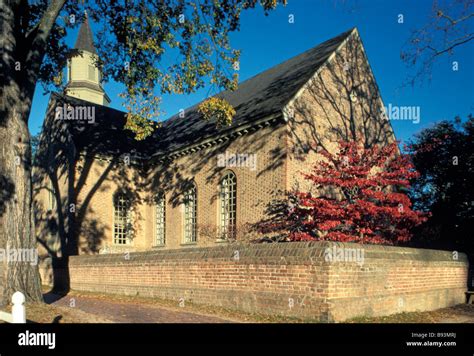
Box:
(28, 0), (473, 144)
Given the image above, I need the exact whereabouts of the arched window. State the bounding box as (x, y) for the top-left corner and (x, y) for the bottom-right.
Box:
(113, 192), (131, 245)
(155, 192), (166, 246)
(219, 171), (237, 239)
(183, 183), (197, 243)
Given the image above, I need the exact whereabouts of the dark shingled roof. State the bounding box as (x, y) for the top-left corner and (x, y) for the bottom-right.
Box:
(74, 13), (97, 54)
(48, 29), (354, 158)
(152, 29), (353, 154)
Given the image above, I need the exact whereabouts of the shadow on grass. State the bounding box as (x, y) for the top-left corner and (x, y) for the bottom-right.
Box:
(43, 289), (68, 305)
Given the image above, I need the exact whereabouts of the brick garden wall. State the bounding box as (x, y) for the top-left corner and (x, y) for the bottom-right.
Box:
(67, 241), (469, 322)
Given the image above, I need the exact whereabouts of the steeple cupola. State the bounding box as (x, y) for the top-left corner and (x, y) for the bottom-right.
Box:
(65, 12), (110, 106)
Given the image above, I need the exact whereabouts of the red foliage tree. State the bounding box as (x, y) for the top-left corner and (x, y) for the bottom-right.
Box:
(277, 141), (427, 245)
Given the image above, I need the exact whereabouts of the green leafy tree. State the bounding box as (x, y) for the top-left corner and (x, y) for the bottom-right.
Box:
(0, 0), (285, 304)
(30, 129), (41, 163)
(407, 115), (473, 255)
(198, 97), (236, 127)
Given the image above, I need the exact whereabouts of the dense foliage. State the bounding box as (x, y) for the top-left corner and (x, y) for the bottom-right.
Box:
(407, 115), (473, 254)
(260, 141), (427, 245)
(198, 97), (236, 127)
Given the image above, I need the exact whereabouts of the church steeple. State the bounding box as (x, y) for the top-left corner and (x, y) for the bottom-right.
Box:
(74, 12), (97, 55)
(65, 12), (110, 106)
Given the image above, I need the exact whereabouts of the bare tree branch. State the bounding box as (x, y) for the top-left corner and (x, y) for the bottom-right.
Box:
(401, 0), (474, 86)
(428, 34), (474, 56)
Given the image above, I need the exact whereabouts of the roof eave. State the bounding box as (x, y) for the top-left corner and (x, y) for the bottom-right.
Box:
(149, 112), (285, 162)
(72, 112), (284, 164)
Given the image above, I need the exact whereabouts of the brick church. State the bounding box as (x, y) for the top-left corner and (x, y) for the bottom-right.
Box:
(34, 17), (395, 282)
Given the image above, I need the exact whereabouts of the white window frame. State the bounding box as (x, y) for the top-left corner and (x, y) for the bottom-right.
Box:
(219, 171), (237, 240)
(113, 192), (132, 245)
(154, 192), (166, 246)
(183, 183), (197, 244)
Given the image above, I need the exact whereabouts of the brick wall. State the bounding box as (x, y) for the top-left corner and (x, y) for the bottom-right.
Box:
(67, 241), (469, 322)
(35, 121), (287, 258)
(286, 29), (396, 193)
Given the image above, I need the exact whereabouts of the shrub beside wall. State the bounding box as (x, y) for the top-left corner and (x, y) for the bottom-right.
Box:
(65, 241), (469, 322)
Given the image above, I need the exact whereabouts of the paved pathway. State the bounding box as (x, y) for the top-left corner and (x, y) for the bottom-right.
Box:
(45, 293), (233, 323)
(44, 292), (474, 324)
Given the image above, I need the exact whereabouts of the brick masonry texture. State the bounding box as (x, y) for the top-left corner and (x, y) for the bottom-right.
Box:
(34, 30), (395, 258)
(33, 29), (469, 320)
(35, 122), (287, 258)
(66, 241), (469, 322)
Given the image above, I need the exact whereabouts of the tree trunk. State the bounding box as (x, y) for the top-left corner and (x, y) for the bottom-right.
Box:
(0, 102), (43, 305)
(0, 0), (66, 305)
